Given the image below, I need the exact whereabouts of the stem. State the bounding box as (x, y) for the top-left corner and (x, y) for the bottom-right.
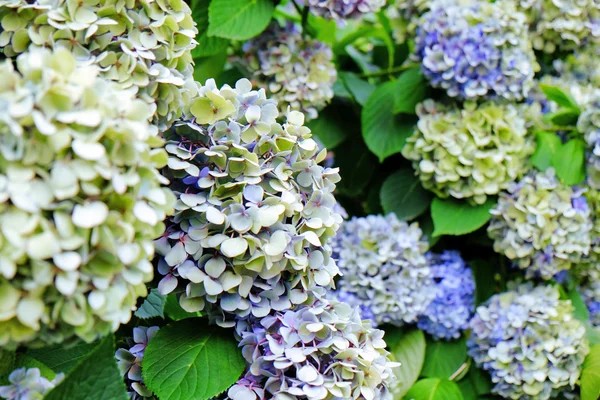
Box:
(360, 63), (419, 78)
(449, 362), (469, 381)
(273, 8), (301, 22)
(290, 0), (303, 16)
(301, 4), (309, 33)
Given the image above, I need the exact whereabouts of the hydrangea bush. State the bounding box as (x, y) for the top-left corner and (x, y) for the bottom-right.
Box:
(2, 0), (600, 399)
(240, 23), (337, 120)
(469, 283), (589, 399)
(156, 77), (342, 326)
(413, 0), (536, 100)
(331, 214), (432, 326)
(488, 169), (592, 279)
(0, 0), (199, 131)
(0, 47), (173, 348)
(402, 100), (534, 204)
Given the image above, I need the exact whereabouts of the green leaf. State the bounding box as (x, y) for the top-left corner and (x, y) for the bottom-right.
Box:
(421, 337), (468, 379)
(339, 72), (375, 106)
(143, 319), (245, 400)
(388, 329), (426, 398)
(164, 293), (203, 321)
(0, 349), (15, 384)
(306, 106), (349, 149)
(380, 169), (432, 221)
(581, 345), (600, 400)
(14, 354), (56, 380)
(416, 212), (439, 247)
(393, 67), (426, 114)
(44, 335), (128, 400)
(207, 0), (273, 40)
(193, 52), (227, 84)
(568, 288), (591, 322)
(470, 259), (497, 305)
(405, 378), (464, 400)
(430, 197), (495, 237)
(334, 136), (377, 196)
(308, 15), (337, 44)
(25, 341), (98, 374)
(545, 108), (580, 126)
(458, 366), (492, 400)
(135, 289), (166, 319)
(551, 138), (586, 185)
(585, 322), (600, 346)
(531, 131), (562, 171)
(362, 80), (416, 161)
(539, 83), (580, 112)
(190, 0), (229, 58)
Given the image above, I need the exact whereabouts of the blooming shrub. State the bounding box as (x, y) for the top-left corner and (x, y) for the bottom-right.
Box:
(228, 299), (398, 400)
(331, 214), (432, 326)
(488, 169), (592, 279)
(403, 100), (534, 205)
(156, 78), (342, 326)
(240, 23), (337, 120)
(413, 0), (536, 100)
(469, 283), (589, 400)
(308, 0), (385, 21)
(0, 47), (173, 348)
(0, 0), (198, 131)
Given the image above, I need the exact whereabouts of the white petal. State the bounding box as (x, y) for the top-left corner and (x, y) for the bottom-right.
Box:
(53, 252), (82, 271)
(220, 238), (248, 258)
(72, 201), (109, 228)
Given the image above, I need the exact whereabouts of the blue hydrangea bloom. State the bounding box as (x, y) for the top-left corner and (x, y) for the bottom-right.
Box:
(414, 0), (535, 100)
(331, 290), (377, 324)
(417, 251), (475, 340)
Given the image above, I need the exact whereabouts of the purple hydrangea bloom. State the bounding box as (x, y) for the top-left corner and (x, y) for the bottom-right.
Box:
(307, 0), (385, 21)
(414, 0), (535, 100)
(0, 368), (63, 400)
(330, 290), (377, 323)
(227, 299), (398, 400)
(417, 251), (475, 340)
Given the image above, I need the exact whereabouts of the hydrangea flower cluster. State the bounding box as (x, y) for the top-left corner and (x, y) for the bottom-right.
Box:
(115, 326), (160, 400)
(414, 0), (536, 100)
(331, 213), (432, 326)
(0, 368), (63, 400)
(553, 45), (600, 87)
(240, 23), (336, 120)
(0, 0), (199, 131)
(417, 251), (475, 340)
(156, 78), (343, 326)
(488, 169), (593, 280)
(468, 283), (589, 400)
(402, 100), (534, 205)
(0, 48), (173, 348)
(227, 299), (398, 400)
(577, 105), (600, 189)
(307, 0), (385, 21)
(518, 0), (600, 53)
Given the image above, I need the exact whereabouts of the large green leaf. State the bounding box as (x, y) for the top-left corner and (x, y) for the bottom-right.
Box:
(380, 169), (432, 221)
(0, 349), (15, 384)
(135, 289), (166, 320)
(143, 319), (245, 400)
(44, 335), (128, 400)
(458, 366), (492, 400)
(25, 340), (98, 374)
(531, 131), (562, 171)
(568, 289), (591, 322)
(334, 135), (377, 196)
(393, 67), (426, 115)
(190, 0), (229, 57)
(430, 197), (495, 237)
(14, 355), (56, 380)
(362, 80), (416, 161)
(163, 293), (203, 321)
(421, 337), (468, 379)
(551, 138), (586, 185)
(539, 83), (580, 112)
(306, 105), (350, 149)
(470, 259), (497, 305)
(581, 345), (600, 400)
(207, 0), (273, 40)
(193, 52), (227, 84)
(339, 72), (375, 106)
(388, 329), (426, 398)
(405, 378), (464, 400)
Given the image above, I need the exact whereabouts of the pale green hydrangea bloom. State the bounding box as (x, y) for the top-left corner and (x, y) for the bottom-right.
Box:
(402, 100), (534, 205)
(518, 0), (600, 53)
(488, 169), (592, 279)
(0, 48), (174, 348)
(384, 0), (432, 43)
(0, 0), (199, 131)
(156, 78), (343, 326)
